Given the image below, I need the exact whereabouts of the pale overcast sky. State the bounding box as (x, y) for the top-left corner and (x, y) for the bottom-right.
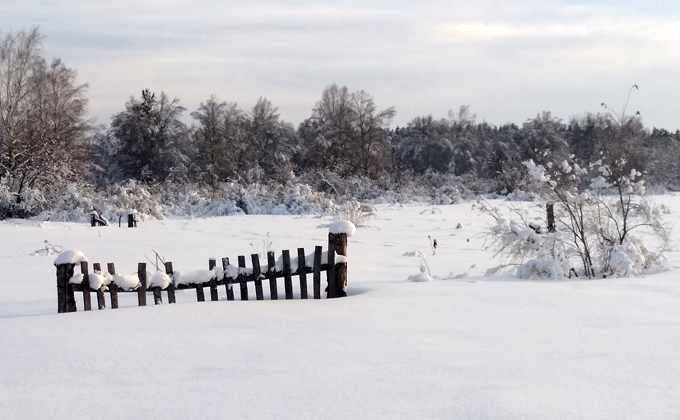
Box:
(2, 0), (679, 129)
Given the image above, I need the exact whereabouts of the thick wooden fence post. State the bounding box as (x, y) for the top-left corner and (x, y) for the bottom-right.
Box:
(222, 258), (235, 301)
(298, 248), (308, 299)
(81, 261), (92, 311)
(165, 262), (176, 304)
(128, 214), (137, 228)
(137, 263), (147, 306)
(56, 264), (77, 313)
(328, 233), (348, 298)
(107, 263), (119, 309)
(547, 203), (555, 233)
(209, 258), (219, 302)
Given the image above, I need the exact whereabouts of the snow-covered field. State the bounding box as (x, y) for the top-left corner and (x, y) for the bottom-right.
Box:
(2, 198), (680, 420)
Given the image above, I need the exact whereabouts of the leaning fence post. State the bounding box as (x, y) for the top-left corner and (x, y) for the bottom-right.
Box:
(328, 232), (348, 298)
(137, 263), (147, 306)
(547, 203), (555, 233)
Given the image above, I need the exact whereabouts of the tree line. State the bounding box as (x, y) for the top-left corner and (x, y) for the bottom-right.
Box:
(2, 28), (679, 217)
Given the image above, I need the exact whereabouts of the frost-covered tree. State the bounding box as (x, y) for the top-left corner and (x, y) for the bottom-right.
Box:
(243, 96), (297, 183)
(191, 96), (246, 183)
(109, 90), (194, 183)
(349, 90), (395, 177)
(0, 28), (91, 217)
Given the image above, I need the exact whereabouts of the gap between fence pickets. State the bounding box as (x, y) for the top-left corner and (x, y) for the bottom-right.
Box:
(54, 233), (348, 313)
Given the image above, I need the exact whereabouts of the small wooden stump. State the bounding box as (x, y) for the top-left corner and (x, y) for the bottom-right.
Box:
(127, 214), (137, 228)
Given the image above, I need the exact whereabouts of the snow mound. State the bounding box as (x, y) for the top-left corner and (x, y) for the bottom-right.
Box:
(149, 271), (172, 289)
(517, 259), (563, 280)
(174, 269), (217, 285)
(88, 273), (107, 289)
(409, 272), (432, 282)
(329, 220), (356, 237)
(53, 250), (88, 266)
(111, 274), (140, 290)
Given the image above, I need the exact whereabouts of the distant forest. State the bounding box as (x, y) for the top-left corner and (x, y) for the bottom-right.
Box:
(2, 28), (680, 219)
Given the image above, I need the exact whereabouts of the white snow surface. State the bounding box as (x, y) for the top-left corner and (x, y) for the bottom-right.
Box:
(2, 198), (680, 419)
(329, 220), (356, 237)
(53, 249), (88, 265)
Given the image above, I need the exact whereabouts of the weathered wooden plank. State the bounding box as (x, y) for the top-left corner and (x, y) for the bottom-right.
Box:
(267, 251), (278, 300)
(209, 258), (219, 301)
(165, 262), (176, 304)
(238, 256), (248, 300)
(64, 264), (77, 312)
(107, 263), (119, 309)
(137, 263), (147, 306)
(282, 250), (293, 300)
(222, 257), (235, 301)
(313, 246), (322, 299)
(297, 248), (308, 299)
(96, 287), (106, 309)
(56, 264), (68, 313)
(81, 261), (92, 311)
(252, 254), (264, 300)
(327, 235), (336, 298)
(329, 232), (348, 298)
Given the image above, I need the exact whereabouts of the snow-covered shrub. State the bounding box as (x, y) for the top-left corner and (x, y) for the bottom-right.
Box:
(481, 153), (671, 279)
(0, 177), (49, 219)
(334, 199), (375, 227)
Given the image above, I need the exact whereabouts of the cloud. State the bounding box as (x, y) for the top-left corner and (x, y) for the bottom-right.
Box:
(1, 0), (679, 130)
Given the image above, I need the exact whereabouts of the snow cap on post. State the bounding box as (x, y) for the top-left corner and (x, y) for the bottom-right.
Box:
(54, 250), (88, 266)
(329, 220), (356, 237)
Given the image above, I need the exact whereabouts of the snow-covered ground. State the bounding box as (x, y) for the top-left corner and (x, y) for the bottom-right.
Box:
(1, 198), (680, 419)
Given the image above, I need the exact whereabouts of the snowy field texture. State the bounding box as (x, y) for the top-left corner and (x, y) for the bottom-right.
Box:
(2, 197), (680, 420)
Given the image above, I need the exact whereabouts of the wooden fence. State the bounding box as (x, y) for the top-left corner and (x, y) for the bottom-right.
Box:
(56, 233), (348, 313)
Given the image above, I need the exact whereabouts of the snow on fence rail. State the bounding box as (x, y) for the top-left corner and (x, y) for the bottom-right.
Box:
(55, 233), (349, 313)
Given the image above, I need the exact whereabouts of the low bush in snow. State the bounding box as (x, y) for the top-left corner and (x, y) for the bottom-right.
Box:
(481, 156), (671, 279)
